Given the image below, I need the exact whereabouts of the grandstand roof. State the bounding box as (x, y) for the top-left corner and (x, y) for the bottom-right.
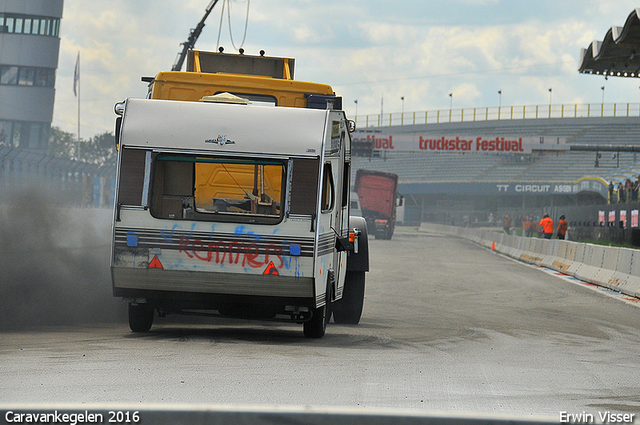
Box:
(578, 9), (640, 78)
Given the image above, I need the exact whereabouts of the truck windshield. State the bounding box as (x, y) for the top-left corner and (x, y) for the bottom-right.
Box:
(194, 160), (283, 217)
(150, 155), (285, 223)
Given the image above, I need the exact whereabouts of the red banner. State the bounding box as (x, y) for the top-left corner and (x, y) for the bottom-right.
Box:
(352, 132), (567, 155)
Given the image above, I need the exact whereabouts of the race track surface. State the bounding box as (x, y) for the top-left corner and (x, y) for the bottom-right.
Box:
(2, 226), (640, 418)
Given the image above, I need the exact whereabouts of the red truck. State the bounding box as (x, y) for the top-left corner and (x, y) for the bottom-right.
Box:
(354, 169), (400, 240)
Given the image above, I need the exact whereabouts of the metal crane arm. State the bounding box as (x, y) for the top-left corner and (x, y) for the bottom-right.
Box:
(171, 0), (220, 71)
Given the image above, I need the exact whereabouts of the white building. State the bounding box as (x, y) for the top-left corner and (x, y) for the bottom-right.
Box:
(0, 0), (63, 149)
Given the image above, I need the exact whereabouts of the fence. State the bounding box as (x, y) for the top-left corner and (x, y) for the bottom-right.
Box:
(0, 146), (116, 207)
(355, 102), (640, 128)
(420, 201), (640, 246)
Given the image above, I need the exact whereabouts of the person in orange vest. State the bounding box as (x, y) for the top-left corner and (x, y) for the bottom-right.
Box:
(539, 213), (554, 239)
(557, 215), (568, 240)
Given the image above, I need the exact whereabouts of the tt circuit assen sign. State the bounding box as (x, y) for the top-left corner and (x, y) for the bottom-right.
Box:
(399, 177), (609, 198)
(352, 131), (567, 154)
(495, 178), (608, 196)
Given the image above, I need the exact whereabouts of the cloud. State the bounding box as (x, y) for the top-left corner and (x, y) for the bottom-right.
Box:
(51, 1), (640, 136)
(450, 83), (483, 105)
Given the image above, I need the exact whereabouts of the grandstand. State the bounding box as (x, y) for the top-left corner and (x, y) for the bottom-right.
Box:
(351, 113), (640, 224)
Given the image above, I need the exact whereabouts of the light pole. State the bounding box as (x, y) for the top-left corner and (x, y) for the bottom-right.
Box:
(449, 93), (453, 122)
(354, 99), (358, 117)
(498, 90), (502, 119)
(401, 96), (405, 125)
(548, 88), (552, 117)
(601, 86), (605, 116)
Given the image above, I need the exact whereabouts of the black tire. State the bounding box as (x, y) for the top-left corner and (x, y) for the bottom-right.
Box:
(333, 271), (365, 324)
(128, 303), (154, 332)
(304, 283), (332, 338)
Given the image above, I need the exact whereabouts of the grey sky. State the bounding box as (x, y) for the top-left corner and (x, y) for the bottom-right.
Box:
(53, 0), (640, 138)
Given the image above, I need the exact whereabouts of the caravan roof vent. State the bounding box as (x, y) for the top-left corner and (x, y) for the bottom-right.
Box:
(200, 92), (252, 105)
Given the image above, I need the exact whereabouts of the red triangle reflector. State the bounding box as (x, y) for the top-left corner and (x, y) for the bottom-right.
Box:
(263, 261), (279, 275)
(149, 255), (163, 269)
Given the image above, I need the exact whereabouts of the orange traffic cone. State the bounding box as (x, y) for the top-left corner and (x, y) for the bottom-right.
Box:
(491, 240), (496, 250)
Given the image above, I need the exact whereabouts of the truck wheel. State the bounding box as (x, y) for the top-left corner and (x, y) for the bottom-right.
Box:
(303, 284), (332, 338)
(128, 303), (154, 332)
(333, 271), (365, 324)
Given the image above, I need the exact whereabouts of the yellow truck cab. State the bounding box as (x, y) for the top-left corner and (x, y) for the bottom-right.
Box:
(147, 49), (337, 108)
(111, 50), (369, 338)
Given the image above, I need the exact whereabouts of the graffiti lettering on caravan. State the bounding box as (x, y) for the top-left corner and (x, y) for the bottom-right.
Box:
(179, 236), (286, 269)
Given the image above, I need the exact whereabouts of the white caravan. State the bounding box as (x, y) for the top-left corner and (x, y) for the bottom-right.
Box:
(111, 97), (369, 338)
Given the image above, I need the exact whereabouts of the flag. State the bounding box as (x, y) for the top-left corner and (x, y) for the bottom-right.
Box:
(73, 52), (80, 97)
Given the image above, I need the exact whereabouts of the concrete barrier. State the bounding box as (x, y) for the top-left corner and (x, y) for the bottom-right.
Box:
(605, 248), (640, 298)
(518, 237), (534, 264)
(550, 241), (572, 274)
(540, 239), (560, 269)
(505, 235), (520, 258)
(529, 238), (546, 266)
(484, 232), (498, 250)
(565, 242), (586, 277)
(626, 250), (640, 297)
(510, 235), (525, 260)
(420, 223), (640, 301)
(609, 248), (633, 291)
(575, 245), (606, 284)
(593, 246), (621, 288)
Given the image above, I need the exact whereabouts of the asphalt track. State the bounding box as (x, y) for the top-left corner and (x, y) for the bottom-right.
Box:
(1, 223), (640, 419)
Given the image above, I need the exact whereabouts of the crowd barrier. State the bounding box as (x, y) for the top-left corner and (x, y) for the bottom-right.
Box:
(420, 223), (640, 299)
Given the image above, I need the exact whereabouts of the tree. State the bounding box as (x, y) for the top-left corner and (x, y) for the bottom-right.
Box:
(48, 127), (116, 166)
(82, 132), (117, 166)
(48, 126), (77, 160)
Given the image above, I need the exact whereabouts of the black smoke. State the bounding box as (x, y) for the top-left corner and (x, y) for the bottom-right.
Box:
(0, 185), (126, 329)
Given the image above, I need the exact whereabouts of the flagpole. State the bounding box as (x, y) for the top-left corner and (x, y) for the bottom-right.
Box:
(77, 52), (80, 161)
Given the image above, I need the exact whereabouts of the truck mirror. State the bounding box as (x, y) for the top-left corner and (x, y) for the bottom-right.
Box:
(114, 100), (125, 151)
(114, 116), (122, 151)
(347, 120), (356, 133)
(114, 101), (125, 116)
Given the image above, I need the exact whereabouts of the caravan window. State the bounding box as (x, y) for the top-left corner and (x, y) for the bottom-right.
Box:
(150, 155), (285, 224)
(321, 163), (334, 212)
